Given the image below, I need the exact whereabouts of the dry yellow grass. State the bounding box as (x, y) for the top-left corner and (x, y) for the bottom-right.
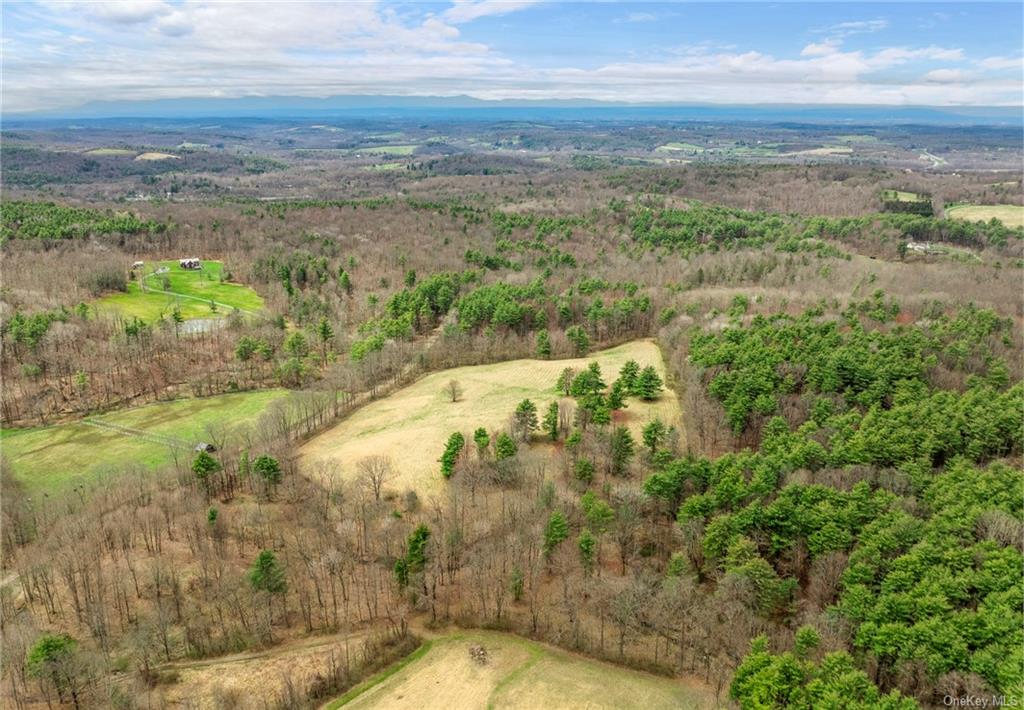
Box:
(342, 631), (715, 710)
(946, 204), (1024, 229)
(300, 340), (682, 498)
(134, 151), (179, 161)
(157, 630), (370, 709)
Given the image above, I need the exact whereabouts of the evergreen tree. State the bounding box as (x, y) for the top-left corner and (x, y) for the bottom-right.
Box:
(574, 458), (595, 484)
(543, 401), (560, 441)
(641, 418), (667, 456)
(578, 529), (597, 574)
(495, 433), (518, 461)
(315, 317), (335, 364)
(473, 427), (490, 458)
(513, 399), (539, 441)
(607, 378), (628, 410)
(192, 450), (221, 491)
(252, 454), (282, 486)
(618, 359), (641, 394)
(543, 510), (569, 558)
(566, 325), (590, 355)
(535, 329), (552, 359)
(609, 426), (635, 476)
(440, 432), (465, 478)
(249, 550), (287, 594)
(635, 365), (663, 400)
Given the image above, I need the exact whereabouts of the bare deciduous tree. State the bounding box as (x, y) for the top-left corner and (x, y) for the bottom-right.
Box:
(357, 455), (393, 502)
(443, 380), (463, 403)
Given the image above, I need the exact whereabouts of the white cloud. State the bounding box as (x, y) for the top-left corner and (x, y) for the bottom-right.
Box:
(625, 12), (656, 23)
(827, 19), (889, 35)
(1, 2), (1017, 112)
(977, 56), (1024, 71)
(801, 41), (840, 58)
(84, 0), (171, 25)
(924, 68), (972, 83)
(443, 0), (544, 24)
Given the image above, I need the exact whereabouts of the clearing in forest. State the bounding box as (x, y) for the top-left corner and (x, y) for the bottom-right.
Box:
(881, 189), (928, 203)
(84, 147), (136, 156)
(300, 340), (682, 498)
(1, 389), (288, 492)
(946, 204), (1024, 229)
(134, 151), (179, 161)
(95, 260), (264, 322)
(332, 631), (715, 710)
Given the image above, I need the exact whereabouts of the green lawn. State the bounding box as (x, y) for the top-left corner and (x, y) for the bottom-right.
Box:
(95, 260), (264, 322)
(1, 389), (289, 492)
(353, 145), (418, 156)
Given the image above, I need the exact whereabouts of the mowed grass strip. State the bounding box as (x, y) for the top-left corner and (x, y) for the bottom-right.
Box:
(300, 340), (682, 498)
(335, 631), (714, 710)
(946, 204), (1024, 229)
(95, 260), (264, 322)
(1, 389), (288, 492)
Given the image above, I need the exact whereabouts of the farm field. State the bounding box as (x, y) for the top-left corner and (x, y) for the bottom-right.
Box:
(135, 151), (179, 161)
(352, 145), (418, 156)
(84, 147), (135, 156)
(882, 189), (928, 202)
(334, 630), (715, 710)
(95, 259), (264, 322)
(300, 339), (681, 498)
(655, 142), (705, 153)
(946, 204), (1024, 229)
(1, 389), (288, 492)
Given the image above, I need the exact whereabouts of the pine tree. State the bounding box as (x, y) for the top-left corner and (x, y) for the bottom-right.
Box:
(578, 529), (597, 574)
(440, 432), (465, 478)
(543, 401), (560, 441)
(473, 427), (490, 458)
(609, 426), (635, 476)
(513, 399), (539, 441)
(543, 510), (569, 558)
(618, 359), (640, 394)
(635, 365), (663, 400)
(535, 328), (552, 359)
(642, 418), (667, 456)
(249, 550), (287, 594)
(495, 433), (518, 461)
(315, 317), (335, 364)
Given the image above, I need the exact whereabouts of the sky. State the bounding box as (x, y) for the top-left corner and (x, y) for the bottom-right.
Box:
(2, 1), (1022, 113)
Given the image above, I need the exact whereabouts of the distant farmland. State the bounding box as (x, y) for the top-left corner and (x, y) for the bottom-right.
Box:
(946, 204), (1024, 229)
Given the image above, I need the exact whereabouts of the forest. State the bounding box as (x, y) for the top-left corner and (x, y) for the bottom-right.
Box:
(0, 120), (1021, 710)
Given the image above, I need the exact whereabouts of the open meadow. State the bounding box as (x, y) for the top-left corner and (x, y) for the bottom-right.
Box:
(1, 389), (288, 491)
(333, 631), (716, 710)
(946, 204), (1024, 228)
(95, 259), (264, 322)
(300, 340), (681, 499)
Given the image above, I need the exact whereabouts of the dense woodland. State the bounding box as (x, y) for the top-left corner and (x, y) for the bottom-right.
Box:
(1, 124), (1022, 709)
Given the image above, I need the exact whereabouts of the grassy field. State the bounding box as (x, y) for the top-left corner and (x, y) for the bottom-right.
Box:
(353, 145), (418, 156)
(135, 151), (179, 161)
(1, 390), (288, 492)
(655, 142), (704, 153)
(334, 631), (715, 710)
(95, 260), (264, 322)
(300, 340), (682, 498)
(882, 189), (928, 203)
(84, 147), (135, 156)
(946, 204), (1024, 229)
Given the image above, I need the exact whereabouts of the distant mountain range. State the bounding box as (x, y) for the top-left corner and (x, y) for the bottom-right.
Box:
(5, 94), (1022, 125)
